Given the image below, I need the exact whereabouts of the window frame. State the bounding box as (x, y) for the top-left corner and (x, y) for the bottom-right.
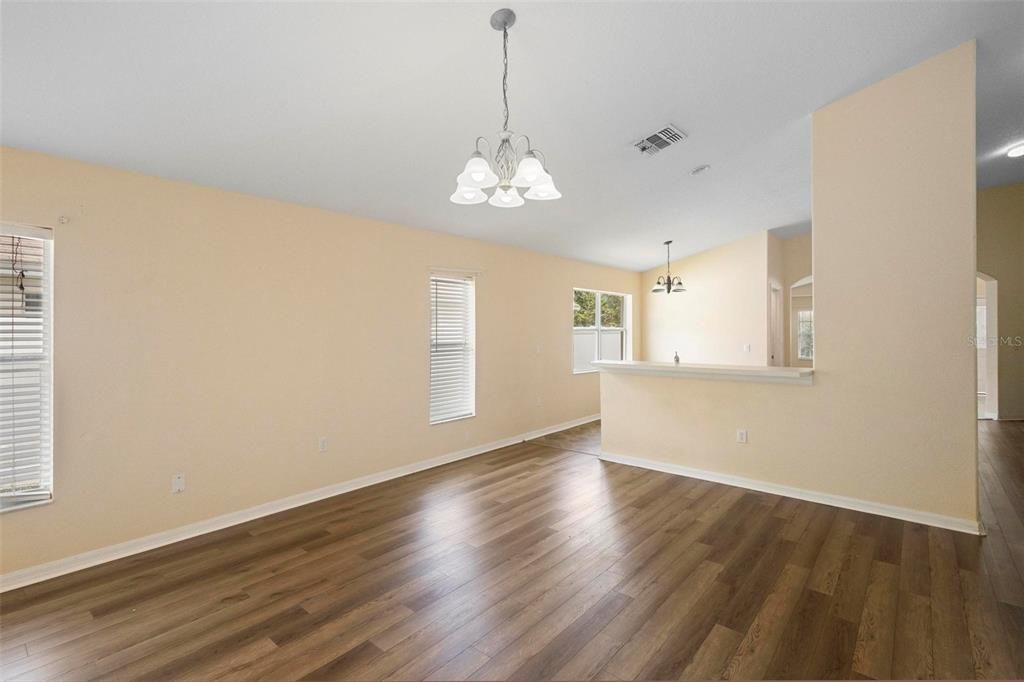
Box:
(572, 288), (631, 374)
(796, 308), (814, 361)
(0, 222), (54, 514)
(428, 272), (476, 426)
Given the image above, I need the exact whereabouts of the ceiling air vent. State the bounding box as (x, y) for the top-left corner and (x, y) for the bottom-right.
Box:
(634, 125), (687, 156)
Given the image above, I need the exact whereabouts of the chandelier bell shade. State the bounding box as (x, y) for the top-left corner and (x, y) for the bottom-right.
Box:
(450, 9), (560, 207)
(456, 152), (499, 189)
(524, 182), (562, 200)
(449, 186), (488, 205)
(651, 240), (686, 294)
(510, 152), (552, 187)
(488, 186), (525, 208)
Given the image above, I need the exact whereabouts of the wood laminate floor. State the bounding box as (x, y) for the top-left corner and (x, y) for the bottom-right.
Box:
(1, 420), (1022, 680)
(530, 421), (602, 456)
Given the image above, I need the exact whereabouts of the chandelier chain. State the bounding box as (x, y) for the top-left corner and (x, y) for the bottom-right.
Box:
(501, 27), (510, 131)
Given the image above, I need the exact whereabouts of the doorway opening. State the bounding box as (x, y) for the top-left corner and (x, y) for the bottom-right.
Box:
(976, 272), (998, 420)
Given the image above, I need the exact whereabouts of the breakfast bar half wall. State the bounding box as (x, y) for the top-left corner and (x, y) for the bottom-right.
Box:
(597, 41), (979, 535)
(595, 361), (977, 533)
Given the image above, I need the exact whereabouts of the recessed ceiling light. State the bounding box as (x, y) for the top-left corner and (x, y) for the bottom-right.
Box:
(1008, 142), (1024, 158)
(690, 165), (710, 175)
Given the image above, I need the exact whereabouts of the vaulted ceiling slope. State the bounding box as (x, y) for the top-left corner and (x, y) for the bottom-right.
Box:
(2, 2), (1021, 270)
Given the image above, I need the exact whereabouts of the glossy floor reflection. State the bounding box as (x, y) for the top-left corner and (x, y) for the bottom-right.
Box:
(529, 419), (603, 456)
(1, 421), (1022, 680)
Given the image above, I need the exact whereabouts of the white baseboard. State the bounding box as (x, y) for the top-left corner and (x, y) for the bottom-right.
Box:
(599, 450), (981, 535)
(0, 414), (600, 593)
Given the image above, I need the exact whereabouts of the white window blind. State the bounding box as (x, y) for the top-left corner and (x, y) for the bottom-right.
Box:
(430, 274), (475, 424)
(0, 225), (53, 511)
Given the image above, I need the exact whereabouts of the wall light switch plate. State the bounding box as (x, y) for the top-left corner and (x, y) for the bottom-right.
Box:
(319, 436), (328, 453)
(743, 344), (752, 353)
(171, 473), (186, 494)
(736, 429), (748, 444)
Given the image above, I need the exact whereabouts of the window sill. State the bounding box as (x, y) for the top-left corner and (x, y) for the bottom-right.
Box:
(430, 413), (476, 426)
(0, 496), (53, 514)
(573, 369), (599, 375)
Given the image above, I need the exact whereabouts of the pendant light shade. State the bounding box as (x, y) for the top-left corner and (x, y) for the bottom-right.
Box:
(488, 186), (525, 208)
(511, 153), (551, 187)
(450, 9), (559, 208)
(449, 186), (488, 205)
(524, 181), (561, 201)
(456, 152), (499, 189)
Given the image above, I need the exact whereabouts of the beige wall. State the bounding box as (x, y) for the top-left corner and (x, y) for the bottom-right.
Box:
(642, 232), (769, 365)
(603, 42), (978, 525)
(977, 182), (1024, 419)
(781, 232), (812, 366)
(0, 147), (642, 575)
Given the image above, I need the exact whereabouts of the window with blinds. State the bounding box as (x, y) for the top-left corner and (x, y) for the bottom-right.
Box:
(429, 274), (475, 425)
(0, 225), (53, 511)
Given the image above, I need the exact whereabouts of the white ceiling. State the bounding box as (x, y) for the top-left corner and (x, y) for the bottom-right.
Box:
(2, 1), (1022, 271)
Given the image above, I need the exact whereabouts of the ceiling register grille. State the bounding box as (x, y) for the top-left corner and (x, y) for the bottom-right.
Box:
(634, 125), (687, 155)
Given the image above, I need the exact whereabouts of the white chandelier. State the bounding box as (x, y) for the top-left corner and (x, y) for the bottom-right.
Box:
(450, 8), (560, 208)
(652, 240), (686, 294)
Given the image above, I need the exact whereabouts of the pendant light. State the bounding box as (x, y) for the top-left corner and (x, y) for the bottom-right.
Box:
(652, 240), (686, 294)
(450, 9), (560, 207)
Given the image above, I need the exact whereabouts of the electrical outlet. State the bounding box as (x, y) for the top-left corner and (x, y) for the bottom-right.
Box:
(171, 473), (185, 494)
(736, 429), (748, 444)
(319, 436), (328, 453)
